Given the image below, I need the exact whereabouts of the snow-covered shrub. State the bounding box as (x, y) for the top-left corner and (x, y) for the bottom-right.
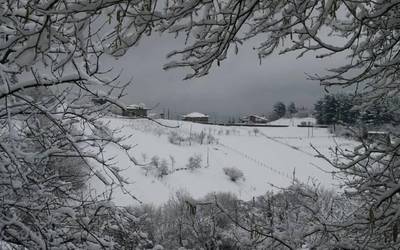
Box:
(192, 131), (217, 145)
(138, 191), (238, 250)
(223, 167), (244, 182)
(206, 133), (217, 144)
(142, 156), (170, 178)
(142, 164), (154, 176)
(105, 206), (156, 249)
(168, 131), (185, 145)
(253, 128), (260, 136)
(151, 155), (160, 167)
(117, 185), (356, 249)
(157, 159), (169, 178)
(168, 131), (217, 146)
(186, 154), (202, 170)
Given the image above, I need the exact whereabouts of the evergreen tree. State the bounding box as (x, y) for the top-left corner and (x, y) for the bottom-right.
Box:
(361, 101), (394, 126)
(335, 94), (359, 125)
(314, 94), (356, 125)
(315, 94), (396, 126)
(273, 102), (286, 118)
(288, 102), (298, 116)
(324, 95), (339, 124)
(314, 95), (339, 125)
(314, 99), (325, 124)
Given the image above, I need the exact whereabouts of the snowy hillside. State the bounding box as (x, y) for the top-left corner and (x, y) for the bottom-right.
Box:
(91, 117), (354, 206)
(267, 117), (316, 126)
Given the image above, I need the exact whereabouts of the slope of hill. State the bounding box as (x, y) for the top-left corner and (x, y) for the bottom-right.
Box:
(91, 117), (354, 206)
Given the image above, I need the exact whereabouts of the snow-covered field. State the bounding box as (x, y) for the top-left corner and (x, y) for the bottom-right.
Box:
(91, 117), (354, 206)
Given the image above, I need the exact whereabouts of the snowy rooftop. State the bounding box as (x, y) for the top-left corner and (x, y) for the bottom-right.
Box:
(368, 131), (389, 134)
(126, 103), (148, 110)
(248, 115), (268, 120)
(183, 112), (209, 118)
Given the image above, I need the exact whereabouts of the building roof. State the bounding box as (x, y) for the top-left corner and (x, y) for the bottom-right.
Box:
(368, 131), (389, 135)
(241, 114), (268, 121)
(126, 103), (148, 110)
(183, 112), (209, 118)
(249, 114), (268, 121)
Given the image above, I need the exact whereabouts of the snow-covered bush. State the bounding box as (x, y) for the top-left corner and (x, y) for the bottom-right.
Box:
(151, 156), (160, 167)
(192, 132), (217, 145)
(142, 164), (154, 176)
(105, 206), (156, 249)
(157, 159), (169, 178)
(168, 131), (185, 145)
(223, 167), (245, 182)
(124, 185), (353, 249)
(142, 156), (170, 178)
(206, 133), (218, 144)
(168, 131), (217, 146)
(186, 155), (202, 170)
(253, 128), (260, 136)
(133, 191), (239, 250)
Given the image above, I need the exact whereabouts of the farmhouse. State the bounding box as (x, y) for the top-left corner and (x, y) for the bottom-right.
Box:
(123, 103), (149, 117)
(241, 115), (268, 124)
(182, 112), (209, 123)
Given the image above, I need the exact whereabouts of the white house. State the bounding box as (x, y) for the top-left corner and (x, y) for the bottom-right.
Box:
(182, 112), (209, 123)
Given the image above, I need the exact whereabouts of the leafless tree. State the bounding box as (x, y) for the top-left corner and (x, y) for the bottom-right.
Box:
(158, 0), (400, 248)
(0, 0), (159, 248)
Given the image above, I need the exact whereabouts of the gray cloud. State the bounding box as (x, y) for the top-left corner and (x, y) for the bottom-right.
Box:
(104, 34), (347, 119)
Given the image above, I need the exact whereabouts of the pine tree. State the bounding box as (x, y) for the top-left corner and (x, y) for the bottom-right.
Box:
(335, 94), (359, 125)
(273, 102), (286, 118)
(287, 102), (297, 117)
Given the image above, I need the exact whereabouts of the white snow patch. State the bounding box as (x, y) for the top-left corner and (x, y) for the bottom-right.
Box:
(182, 112), (209, 118)
(92, 117), (355, 206)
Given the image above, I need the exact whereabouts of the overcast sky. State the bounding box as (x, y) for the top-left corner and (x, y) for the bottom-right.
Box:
(105, 33), (347, 120)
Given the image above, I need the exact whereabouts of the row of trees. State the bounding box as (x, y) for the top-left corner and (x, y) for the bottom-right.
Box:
(116, 186), (354, 249)
(314, 94), (399, 126)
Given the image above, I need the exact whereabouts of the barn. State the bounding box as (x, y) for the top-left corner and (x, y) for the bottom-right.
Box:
(241, 115), (268, 124)
(123, 104), (149, 117)
(182, 112), (209, 123)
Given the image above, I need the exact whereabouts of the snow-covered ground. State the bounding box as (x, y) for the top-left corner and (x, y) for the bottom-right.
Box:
(91, 117), (354, 206)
